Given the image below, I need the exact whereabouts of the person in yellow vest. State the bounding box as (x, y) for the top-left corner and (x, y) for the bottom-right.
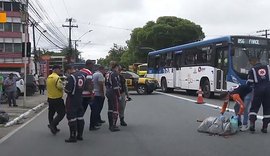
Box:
(46, 65), (65, 135)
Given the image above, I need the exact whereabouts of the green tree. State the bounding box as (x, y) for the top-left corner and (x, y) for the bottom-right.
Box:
(97, 44), (127, 67)
(127, 16), (205, 63)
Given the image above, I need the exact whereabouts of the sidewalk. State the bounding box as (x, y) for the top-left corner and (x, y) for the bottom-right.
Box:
(0, 92), (48, 139)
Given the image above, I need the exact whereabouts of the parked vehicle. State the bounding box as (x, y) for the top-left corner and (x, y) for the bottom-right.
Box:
(1, 71), (24, 98)
(26, 75), (38, 96)
(120, 71), (158, 95)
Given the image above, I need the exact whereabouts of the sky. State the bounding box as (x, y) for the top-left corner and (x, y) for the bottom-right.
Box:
(35, 0), (270, 61)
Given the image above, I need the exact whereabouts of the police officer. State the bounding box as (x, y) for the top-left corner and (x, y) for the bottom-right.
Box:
(247, 57), (270, 133)
(105, 61), (121, 132)
(118, 66), (131, 126)
(64, 65), (86, 142)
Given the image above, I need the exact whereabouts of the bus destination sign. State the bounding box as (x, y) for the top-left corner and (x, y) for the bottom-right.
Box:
(236, 38), (268, 45)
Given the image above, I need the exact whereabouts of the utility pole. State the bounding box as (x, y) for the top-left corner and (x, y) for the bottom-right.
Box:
(62, 18), (78, 63)
(256, 29), (270, 38)
(31, 21), (38, 74)
(23, 0), (29, 107)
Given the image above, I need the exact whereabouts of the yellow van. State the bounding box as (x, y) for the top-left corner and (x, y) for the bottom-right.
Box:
(137, 63), (147, 77)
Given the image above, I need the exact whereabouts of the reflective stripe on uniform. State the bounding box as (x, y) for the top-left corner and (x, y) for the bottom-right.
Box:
(252, 68), (258, 83)
(86, 75), (92, 79)
(113, 87), (120, 89)
(71, 74), (76, 95)
(108, 110), (113, 113)
(263, 115), (270, 118)
(77, 117), (84, 120)
(267, 65), (270, 81)
(247, 79), (254, 83)
(69, 118), (77, 122)
(113, 111), (118, 114)
(249, 112), (257, 116)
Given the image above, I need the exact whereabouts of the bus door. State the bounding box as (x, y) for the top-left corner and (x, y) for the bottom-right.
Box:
(174, 52), (182, 88)
(215, 47), (228, 91)
(154, 55), (161, 82)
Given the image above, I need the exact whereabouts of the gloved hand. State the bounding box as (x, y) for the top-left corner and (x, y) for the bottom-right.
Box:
(126, 97), (132, 101)
(219, 115), (225, 122)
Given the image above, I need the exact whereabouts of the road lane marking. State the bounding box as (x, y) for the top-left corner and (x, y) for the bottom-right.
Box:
(0, 106), (48, 144)
(158, 92), (263, 120)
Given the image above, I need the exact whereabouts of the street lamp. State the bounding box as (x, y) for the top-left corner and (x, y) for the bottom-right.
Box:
(77, 29), (93, 41)
(36, 30), (47, 47)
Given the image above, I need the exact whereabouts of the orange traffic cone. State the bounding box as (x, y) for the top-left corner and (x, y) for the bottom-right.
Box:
(196, 87), (204, 104)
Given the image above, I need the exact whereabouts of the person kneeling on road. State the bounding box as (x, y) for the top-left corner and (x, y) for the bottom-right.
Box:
(220, 84), (252, 130)
(64, 65), (86, 143)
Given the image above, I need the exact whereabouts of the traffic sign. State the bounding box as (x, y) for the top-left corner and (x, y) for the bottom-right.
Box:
(0, 12), (7, 23)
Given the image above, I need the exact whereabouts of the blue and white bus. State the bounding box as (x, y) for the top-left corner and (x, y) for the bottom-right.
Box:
(147, 35), (270, 98)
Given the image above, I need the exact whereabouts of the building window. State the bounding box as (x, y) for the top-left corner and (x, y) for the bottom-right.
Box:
(5, 43), (13, 53)
(14, 43), (21, 52)
(0, 43), (3, 52)
(4, 23), (12, 32)
(0, 23), (3, 31)
(12, 2), (20, 12)
(0, 2), (3, 11)
(13, 23), (21, 32)
(4, 2), (11, 11)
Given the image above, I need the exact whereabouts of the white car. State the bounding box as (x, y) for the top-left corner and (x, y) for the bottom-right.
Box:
(1, 71), (24, 98)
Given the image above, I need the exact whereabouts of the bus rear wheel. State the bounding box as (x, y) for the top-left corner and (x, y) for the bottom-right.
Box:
(202, 80), (213, 98)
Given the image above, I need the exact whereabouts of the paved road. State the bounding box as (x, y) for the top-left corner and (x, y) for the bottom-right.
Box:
(0, 92), (269, 156)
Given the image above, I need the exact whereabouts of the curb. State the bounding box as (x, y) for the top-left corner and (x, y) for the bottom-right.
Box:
(4, 103), (46, 127)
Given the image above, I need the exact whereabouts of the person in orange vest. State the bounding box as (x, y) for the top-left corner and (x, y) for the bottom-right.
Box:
(220, 84), (252, 127)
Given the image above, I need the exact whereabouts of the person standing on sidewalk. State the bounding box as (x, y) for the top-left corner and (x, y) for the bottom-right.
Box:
(0, 73), (3, 105)
(119, 66), (131, 126)
(38, 74), (46, 95)
(92, 65), (106, 127)
(64, 65), (86, 143)
(80, 60), (96, 130)
(105, 61), (121, 132)
(3, 73), (17, 107)
(46, 65), (65, 134)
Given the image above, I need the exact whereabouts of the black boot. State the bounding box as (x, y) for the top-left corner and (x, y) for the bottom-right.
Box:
(77, 119), (85, 141)
(65, 121), (77, 143)
(108, 112), (120, 132)
(249, 121), (255, 133)
(120, 117), (127, 126)
(261, 122), (268, 133)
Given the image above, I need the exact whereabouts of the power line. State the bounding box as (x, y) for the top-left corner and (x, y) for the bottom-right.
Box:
(256, 29), (270, 38)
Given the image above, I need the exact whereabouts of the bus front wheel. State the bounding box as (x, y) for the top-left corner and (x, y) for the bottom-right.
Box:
(161, 78), (168, 92)
(202, 80), (213, 98)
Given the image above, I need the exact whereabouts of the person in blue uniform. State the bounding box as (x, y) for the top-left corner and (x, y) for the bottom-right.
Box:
(247, 57), (270, 133)
(64, 65), (86, 142)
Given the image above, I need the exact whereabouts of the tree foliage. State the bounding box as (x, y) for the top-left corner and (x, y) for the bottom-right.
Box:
(98, 16), (205, 67)
(127, 16), (205, 63)
(97, 44), (127, 67)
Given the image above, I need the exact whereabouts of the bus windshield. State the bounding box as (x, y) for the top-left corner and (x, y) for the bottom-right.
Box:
(232, 46), (270, 79)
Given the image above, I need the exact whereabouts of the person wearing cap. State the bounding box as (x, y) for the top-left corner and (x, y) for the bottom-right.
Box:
(80, 60), (98, 130)
(3, 73), (18, 107)
(247, 57), (270, 133)
(46, 65), (65, 134)
(64, 64), (86, 143)
(105, 61), (121, 132)
(220, 84), (252, 128)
